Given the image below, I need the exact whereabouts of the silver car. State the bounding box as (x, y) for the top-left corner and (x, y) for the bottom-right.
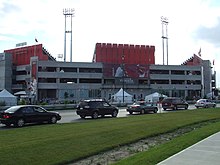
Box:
(195, 99), (216, 108)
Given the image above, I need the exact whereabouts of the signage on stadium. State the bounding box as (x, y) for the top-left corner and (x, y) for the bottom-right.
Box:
(16, 42), (27, 47)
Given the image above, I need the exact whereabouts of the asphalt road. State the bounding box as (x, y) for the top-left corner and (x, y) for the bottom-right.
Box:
(0, 104), (217, 128)
(57, 104), (197, 124)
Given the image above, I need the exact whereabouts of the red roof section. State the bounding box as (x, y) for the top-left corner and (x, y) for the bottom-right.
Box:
(4, 44), (55, 66)
(181, 54), (202, 66)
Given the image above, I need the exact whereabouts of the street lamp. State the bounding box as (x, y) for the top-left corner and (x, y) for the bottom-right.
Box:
(122, 55), (125, 103)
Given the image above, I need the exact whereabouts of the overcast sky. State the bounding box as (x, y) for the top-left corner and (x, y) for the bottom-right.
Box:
(1, 0), (220, 86)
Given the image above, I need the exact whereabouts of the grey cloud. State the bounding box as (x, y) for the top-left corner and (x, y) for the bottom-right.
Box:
(193, 17), (220, 47)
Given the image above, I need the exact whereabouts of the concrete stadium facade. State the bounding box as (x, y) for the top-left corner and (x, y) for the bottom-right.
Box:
(0, 43), (215, 103)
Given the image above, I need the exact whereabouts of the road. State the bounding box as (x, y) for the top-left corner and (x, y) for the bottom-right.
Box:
(57, 104), (197, 123)
(0, 104), (216, 128)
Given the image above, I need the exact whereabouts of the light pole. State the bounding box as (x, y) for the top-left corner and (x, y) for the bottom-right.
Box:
(63, 8), (75, 62)
(122, 55), (125, 103)
(161, 16), (169, 65)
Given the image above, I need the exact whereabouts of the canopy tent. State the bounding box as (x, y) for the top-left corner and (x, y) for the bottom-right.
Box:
(112, 88), (133, 103)
(14, 91), (27, 96)
(145, 92), (167, 103)
(0, 89), (17, 106)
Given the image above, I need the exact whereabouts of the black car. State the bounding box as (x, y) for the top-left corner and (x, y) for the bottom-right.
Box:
(161, 97), (188, 110)
(127, 101), (158, 114)
(76, 99), (119, 119)
(0, 105), (61, 127)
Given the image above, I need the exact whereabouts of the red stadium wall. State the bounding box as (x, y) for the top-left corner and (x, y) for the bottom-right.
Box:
(4, 44), (50, 66)
(94, 43), (155, 65)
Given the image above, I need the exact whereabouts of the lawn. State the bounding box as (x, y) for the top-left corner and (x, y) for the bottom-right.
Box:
(1, 108), (220, 165)
(114, 120), (220, 165)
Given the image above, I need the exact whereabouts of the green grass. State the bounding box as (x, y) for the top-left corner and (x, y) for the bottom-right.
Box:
(1, 108), (220, 165)
(114, 121), (220, 165)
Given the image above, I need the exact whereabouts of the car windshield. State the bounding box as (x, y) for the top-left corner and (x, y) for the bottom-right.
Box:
(146, 103), (154, 106)
(34, 107), (47, 112)
(5, 106), (21, 113)
(162, 99), (172, 103)
(89, 101), (103, 108)
(78, 101), (89, 107)
(198, 99), (206, 103)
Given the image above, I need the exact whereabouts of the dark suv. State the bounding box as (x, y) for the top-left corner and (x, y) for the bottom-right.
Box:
(162, 97), (188, 110)
(76, 99), (119, 119)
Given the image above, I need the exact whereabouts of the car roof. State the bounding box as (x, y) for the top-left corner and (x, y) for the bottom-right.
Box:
(162, 97), (182, 101)
(4, 105), (41, 112)
(163, 97), (181, 99)
(9, 105), (42, 108)
(197, 99), (208, 101)
(82, 99), (105, 102)
(5, 105), (43, 110)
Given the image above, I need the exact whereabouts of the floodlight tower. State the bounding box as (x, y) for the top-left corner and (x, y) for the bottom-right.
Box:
(122, 54), (125, 103)
(63, 8), (75, 62)
(161, 16), (169, 65)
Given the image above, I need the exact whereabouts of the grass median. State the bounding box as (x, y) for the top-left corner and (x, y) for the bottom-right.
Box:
(114, 120), (220, 165)
(1, 108), (220, 165)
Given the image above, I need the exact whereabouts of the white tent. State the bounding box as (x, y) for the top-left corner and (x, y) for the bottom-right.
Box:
(0, 89), (17, 106)
(14, 91), (27, 96)
(112, 88), (133, 103)
(145, 92), (167, 103)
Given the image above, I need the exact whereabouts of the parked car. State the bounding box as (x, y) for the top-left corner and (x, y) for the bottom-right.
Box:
(76, 99), (119, 119)
(127, 101), (158, 114)
(0, 105), (61, 127)
(195, 99), (216, 108)
(161, 97), (188, 110)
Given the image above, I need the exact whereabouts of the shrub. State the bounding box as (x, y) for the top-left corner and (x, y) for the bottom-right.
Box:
(18, 99), (26, 105)
(64, 100), (69, 104)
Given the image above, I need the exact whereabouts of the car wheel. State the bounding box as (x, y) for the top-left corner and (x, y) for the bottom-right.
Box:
(163, 108), (167, 111)
(112, 110), (118, 117)
(213, 105), (216, 108)
(185, 105), (188, 110)
(140, 109), (145, 114)
(50, 116), (57, 124)
(92, 112), (99, 119)
(154, 108), (158, 113)
(80, 115), (86, 119)
(5, 123), (11, 127)
(16, 119), (25, 127)
(129, 111), (133, 114)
